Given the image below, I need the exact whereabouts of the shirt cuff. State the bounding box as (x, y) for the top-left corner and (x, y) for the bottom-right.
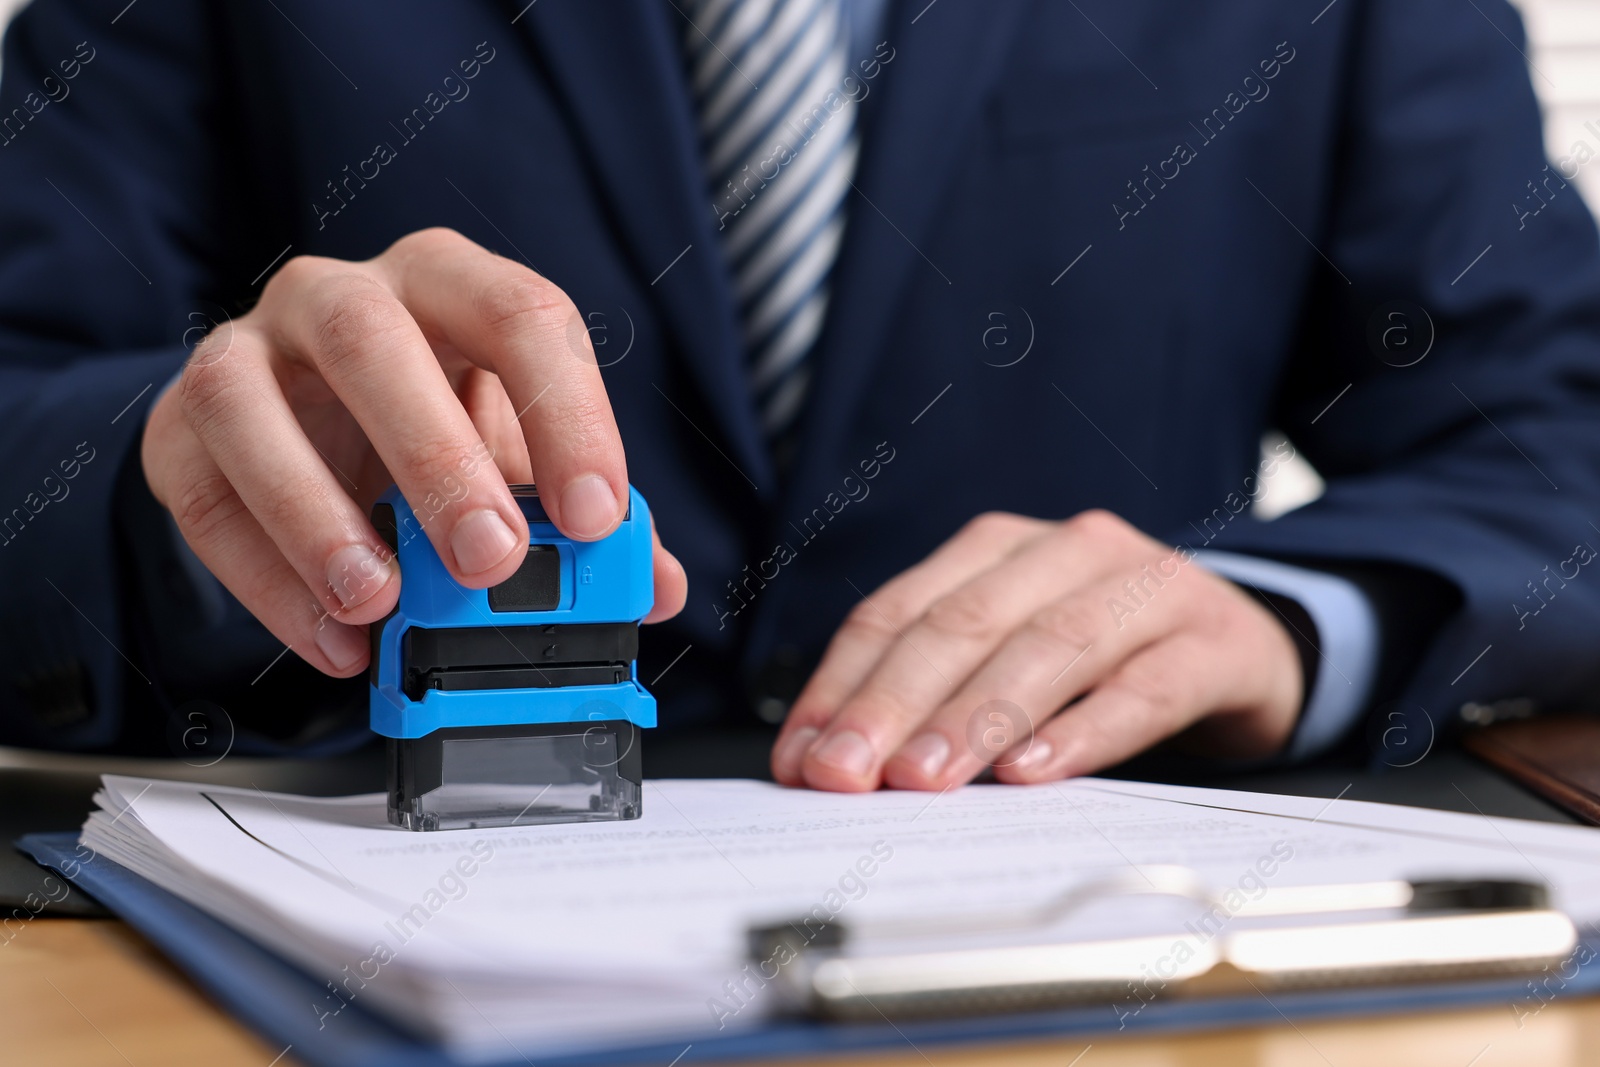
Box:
(1194, 550), (1380, 761)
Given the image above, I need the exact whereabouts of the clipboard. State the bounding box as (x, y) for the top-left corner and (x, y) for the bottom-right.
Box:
(748, 866), (1580, 1021)
(19, 831), (1600, 1067)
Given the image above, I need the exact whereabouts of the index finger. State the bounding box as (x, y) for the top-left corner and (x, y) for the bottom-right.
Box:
(378, 228), (629, 542)
(771, 513), (1048, 784)
(260, 258), (529, 588)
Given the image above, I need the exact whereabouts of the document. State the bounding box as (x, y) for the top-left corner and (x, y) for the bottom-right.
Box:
(80, 775), (1600, 1060)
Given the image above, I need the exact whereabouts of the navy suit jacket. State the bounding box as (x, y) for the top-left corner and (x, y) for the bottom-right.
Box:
(2, 0), (1599, 758)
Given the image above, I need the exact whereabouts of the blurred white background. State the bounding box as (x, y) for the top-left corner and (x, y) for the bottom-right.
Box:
(0, 0), (1592, 517)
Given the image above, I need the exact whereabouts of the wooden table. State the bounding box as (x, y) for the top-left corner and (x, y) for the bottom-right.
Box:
(4, 915), (1595, 1067)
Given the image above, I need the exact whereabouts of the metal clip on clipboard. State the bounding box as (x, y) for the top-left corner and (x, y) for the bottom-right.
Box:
(748, 870), (1579, 1021)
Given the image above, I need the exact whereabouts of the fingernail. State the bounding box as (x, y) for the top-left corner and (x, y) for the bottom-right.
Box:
(811, 730), (876, 777)
(451, 509), (520, 575)
(774, 726), (820, 781)
(560, 475), (620, 539)
(1013, 739), (1054, 774)
(898, 733), (951, 779)
(314, 617), (366, 671)
(326, 543), (393, 610)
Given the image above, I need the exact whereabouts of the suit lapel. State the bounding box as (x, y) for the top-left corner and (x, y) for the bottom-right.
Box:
(786, 0), (1031, 509)
(514, 0), (775, 493)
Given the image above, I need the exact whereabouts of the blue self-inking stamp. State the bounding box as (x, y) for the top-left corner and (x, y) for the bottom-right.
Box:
(368, 483), (655, 830)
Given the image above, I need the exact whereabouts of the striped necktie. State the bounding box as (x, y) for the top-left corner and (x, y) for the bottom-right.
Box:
(682, 0), (859, 450)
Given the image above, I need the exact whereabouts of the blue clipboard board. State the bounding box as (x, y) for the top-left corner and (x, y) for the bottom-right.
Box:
(19, 831), (1600, 1067)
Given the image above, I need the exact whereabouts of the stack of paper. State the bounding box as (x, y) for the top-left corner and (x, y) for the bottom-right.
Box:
(80, 775), (1600, 1061)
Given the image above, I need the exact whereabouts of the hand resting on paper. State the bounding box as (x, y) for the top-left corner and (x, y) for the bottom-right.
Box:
(772, 510), (1303, 791)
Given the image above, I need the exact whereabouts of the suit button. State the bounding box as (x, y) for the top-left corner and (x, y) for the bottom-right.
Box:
(751, 643), (806, 724)
(17, 658), (93, 729)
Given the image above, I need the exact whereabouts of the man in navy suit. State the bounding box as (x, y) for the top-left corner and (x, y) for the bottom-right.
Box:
(1, 0), (1597, 790)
